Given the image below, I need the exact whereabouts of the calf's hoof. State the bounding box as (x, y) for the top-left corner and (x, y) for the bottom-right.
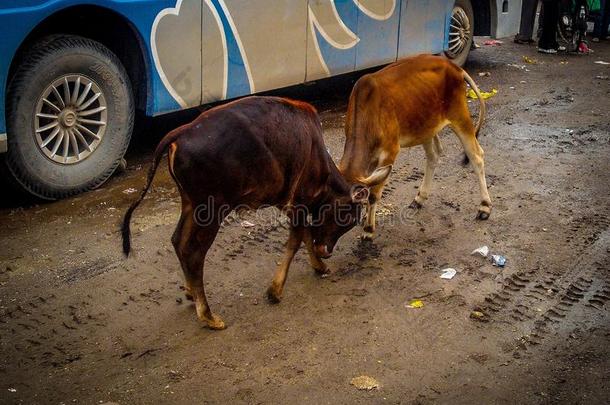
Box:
(266, 286), (282, 304)
(313, 263), (330, 276)
(409, 200), (423, 210)
(361, 231), (374, 241)
(476, 208), (491, 220)
(361, 225), (375, 241)
(203, 314), (226, 330)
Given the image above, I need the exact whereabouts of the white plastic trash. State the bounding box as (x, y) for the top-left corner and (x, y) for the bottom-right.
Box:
(471, 246), (489, 257)
(440, 268), (457, 279)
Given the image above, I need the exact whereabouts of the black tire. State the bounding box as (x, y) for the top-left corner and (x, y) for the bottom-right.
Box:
(445, 0), (474, 67)
(4, 35), (134, 200)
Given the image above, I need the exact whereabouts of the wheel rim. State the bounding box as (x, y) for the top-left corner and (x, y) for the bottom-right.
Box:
(34, 74), (107, 164)
(447, 6), (471, 59)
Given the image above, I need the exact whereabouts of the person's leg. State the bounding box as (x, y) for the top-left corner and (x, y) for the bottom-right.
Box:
(593, 4), (603, 41)
(539, 0), (560, 51)
(516, 0), (539, 42)
(602, 0), (610, 38)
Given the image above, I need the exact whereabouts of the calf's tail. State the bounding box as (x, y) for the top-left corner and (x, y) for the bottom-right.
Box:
(461, 70), (486, 165)
(122, 129), (181, 256)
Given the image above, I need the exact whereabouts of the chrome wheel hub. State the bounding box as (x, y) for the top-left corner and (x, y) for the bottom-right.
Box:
(35, 74), (107, 164)
(447, 6), (471, 59)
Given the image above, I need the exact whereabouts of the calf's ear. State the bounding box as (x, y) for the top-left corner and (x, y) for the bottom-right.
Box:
(361, 165), (392, 186)
(351, 185), (370, 203)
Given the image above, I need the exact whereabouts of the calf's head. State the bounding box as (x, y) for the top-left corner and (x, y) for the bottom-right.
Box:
(309, 165), (391, 258)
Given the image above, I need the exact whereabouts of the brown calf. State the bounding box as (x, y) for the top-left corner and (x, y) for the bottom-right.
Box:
(122, 96), (390, 329)
(339, 54), (491, 240)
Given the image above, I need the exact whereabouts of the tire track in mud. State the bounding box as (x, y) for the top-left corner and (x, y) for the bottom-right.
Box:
(0, 258), (174, 371)
(474, 214), (610, 352)
(0, 290), (102, 369)
(221, 212), (288, 260)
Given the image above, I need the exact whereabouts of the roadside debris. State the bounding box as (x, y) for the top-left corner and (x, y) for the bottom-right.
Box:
(596, 75), (609, 80)
(240, 220), (256, 228)
(483, 39), (503, 46)
(594, 60), (610, 65)
(467, 88), (497, 100)
(122, 187), (137, 194)
(471, 246), (489, 257)
(8, 388), (17, 393)
(578, 42), (590, 54)
(440, 268), (457, 280)
(471, 246), (507, 267)
(478, 71), (491, 77)
(470, 310), (488, 322)
(350, 376), (380, 390)
(406, 299), (424, 309)
(523, 55), (537, 64)
(491, 255), (507, 267)
(507, 63), (530, 72)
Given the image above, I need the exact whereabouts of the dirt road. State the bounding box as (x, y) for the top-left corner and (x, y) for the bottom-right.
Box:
(1, 41), (609, 404)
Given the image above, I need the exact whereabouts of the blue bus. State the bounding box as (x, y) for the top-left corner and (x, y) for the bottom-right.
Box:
(0, 0), (504, 199)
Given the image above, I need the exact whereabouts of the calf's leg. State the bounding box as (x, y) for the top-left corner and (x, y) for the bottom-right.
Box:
(362, 151), (397, 240)
(451, 120), (492, 219)
(303, 227), (329, 275)
(410, 139), (440, 209)
(362, 186), (383, 240)
(267, 226), (304, 303)
(172, 207), (194, 301)
(172, 202), (225, 330)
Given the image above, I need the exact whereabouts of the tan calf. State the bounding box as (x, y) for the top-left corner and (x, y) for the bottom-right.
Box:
(339, 54), (491, 240)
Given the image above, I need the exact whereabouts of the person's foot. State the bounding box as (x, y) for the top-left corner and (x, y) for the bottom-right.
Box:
(514, 37), (534, 44)
(538, 47), (558, 54)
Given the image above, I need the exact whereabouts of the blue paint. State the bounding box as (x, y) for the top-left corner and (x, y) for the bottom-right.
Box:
(398, 0), (451, 58)
(209, 0), (251, 99)
(355, 1), (400, 68)
(314, 0), (357, 75)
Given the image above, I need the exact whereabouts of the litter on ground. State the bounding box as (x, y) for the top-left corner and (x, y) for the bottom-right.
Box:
(440, 268), (457, 280)
(406, 299), (424, 309)
(491, 255), (507, 267)
(523, 56), (538, 64)
(350, 376), (380, 390)
(471, 246), (489, 257)
(483, 39), (503, 46)
(467, 88), (497, 100)
(470, 311), (487, 321)
(594, 60), (610, 65)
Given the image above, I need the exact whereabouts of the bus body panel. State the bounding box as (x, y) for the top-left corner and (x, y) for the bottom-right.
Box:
(355, 0), (401, 70)
(398, 0), (453, 58)
(1, 0), (460, 138)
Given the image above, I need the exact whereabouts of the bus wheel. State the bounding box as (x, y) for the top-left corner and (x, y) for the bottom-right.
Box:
(445, 0), (474, 66)
(4, 35), (133, 200)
